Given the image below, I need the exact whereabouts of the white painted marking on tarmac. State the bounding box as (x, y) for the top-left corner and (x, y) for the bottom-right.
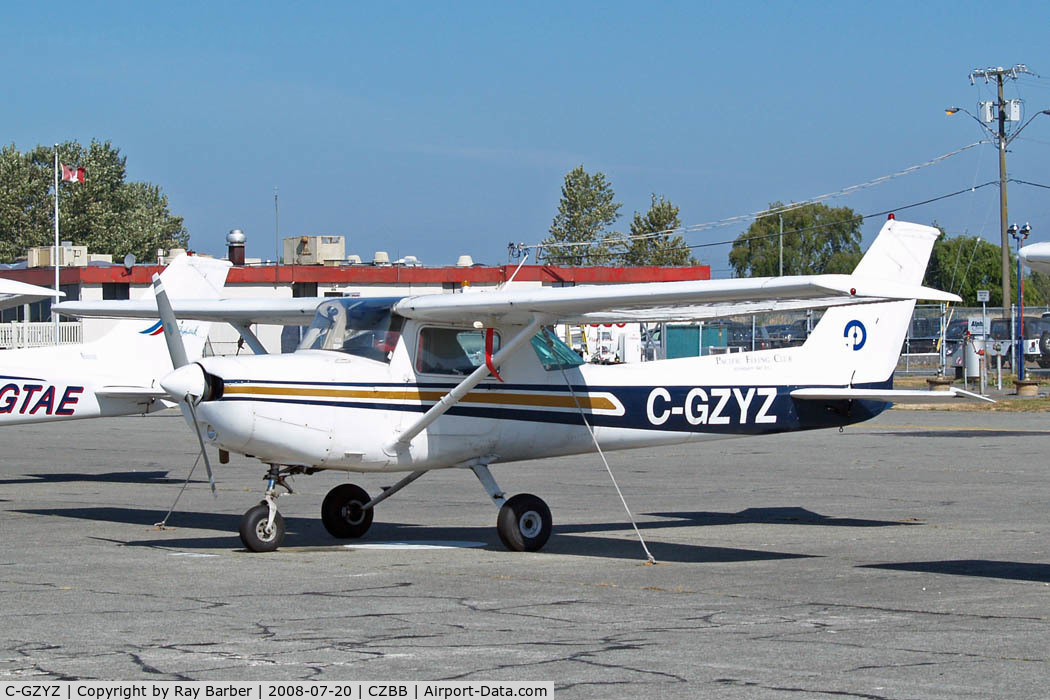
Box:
(169, 552), (219, 558)
(344, 541), (486, 550)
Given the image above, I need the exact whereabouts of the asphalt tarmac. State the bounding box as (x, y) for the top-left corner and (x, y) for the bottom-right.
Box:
(2, 408), (1050, 698)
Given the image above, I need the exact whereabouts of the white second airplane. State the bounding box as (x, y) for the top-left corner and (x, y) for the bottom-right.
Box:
(58, 218), (978, 552)
(1, 255), (229, 426)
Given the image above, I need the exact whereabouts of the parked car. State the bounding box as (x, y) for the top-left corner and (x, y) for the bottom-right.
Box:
(904, 317), (941, 353)
(969, 317), (1050, 369)
(943, 318), (968, 355)
(765, 323), (807, 348)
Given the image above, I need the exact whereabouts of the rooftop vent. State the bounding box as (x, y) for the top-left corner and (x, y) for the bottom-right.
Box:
(456, 255), (474, 267)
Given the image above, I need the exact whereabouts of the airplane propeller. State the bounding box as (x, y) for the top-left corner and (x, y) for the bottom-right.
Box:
(152, 274), (217, 496)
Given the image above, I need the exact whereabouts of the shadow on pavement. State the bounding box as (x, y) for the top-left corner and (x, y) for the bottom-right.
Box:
(18, 506), (817, 564)
(0, 471), (191, 485)
(862, 560), (1050, 583)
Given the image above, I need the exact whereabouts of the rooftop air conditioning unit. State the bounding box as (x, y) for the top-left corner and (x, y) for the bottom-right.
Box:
(283, 235), (346, 265)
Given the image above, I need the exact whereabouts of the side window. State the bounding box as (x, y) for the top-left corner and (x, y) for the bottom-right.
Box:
(416, 328), (499, 375)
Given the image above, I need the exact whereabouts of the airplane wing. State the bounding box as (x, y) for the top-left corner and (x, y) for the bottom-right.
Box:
(0, 278), (64, 311)
(392, 275), (961, 326)
(53, 297), (324, 326)
(55, 275), (960, 328)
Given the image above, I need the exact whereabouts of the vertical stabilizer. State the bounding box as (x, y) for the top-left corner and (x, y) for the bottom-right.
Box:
(802, 220), (941, 385)
(89, 255), (231, 379)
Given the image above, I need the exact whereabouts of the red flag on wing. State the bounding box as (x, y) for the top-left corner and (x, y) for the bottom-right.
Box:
(60, 163), (85, 183)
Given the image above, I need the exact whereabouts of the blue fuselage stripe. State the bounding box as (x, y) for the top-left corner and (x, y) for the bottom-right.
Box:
(218, 381), (892, 435)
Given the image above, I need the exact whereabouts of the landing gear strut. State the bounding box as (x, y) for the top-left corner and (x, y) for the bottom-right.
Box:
(238, 464), (296, 552)
(237, 462), (552, 553)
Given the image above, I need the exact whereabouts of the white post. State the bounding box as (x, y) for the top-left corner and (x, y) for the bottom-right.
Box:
(52, 145), (60, 341)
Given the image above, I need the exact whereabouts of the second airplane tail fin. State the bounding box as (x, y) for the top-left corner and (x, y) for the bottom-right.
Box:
(89, 255), (231, 379)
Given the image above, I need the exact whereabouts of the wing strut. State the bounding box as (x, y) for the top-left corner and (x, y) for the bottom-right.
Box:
(386, 316), (546, 453)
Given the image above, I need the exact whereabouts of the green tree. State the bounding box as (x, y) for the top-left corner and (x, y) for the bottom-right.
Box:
(542, 165), (621, 265)
(622, 194), (696, 266)
(0, 140), (189, 263)
(923, 230), (1008, 306)
(1024, 270), (1050, 307)
(728, 203), (862, 277)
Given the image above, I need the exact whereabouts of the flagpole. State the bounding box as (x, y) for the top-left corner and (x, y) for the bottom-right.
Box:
(53, 145), (60, 340)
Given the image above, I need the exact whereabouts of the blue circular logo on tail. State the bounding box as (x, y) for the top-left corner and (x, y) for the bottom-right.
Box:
(844, 320), (866, 350)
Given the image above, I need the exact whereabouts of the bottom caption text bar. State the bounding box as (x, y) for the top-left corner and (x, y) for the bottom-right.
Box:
(1, 683), (553, 700)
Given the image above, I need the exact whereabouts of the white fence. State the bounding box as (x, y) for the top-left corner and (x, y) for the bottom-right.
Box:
(0, 322), (83, 349)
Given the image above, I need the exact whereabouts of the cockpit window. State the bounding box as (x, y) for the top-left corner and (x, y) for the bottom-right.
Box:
(416, 327), (499, 375)
(531, 327), (585, 371)
(298, 297), (405, 363)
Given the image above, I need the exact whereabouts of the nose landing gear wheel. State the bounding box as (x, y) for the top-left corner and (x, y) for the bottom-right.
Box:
(239, 503), (285, 552)
(497, 493), (552, 552)
(321, 483), (374, 538)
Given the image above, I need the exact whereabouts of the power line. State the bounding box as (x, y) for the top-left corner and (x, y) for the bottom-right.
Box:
(512, 140), (987, 256)
(1011, 178), (1050, 190)
(684, 180), (999, 251)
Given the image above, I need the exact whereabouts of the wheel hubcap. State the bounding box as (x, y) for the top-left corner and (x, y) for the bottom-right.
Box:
(519, 511), (541, 538)
(342, 501), (365, 525)
(255, 520), (275, 542)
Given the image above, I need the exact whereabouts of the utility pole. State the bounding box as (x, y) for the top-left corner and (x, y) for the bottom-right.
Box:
(968, 65), (1031, 320)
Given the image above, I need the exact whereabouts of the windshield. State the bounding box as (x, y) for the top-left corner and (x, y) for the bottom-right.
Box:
(532, 328), (585, 371)
(298, 297), (405, 362)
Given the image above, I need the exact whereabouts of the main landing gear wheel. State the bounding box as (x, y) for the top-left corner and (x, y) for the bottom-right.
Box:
(321, 483), (374, 539)
(239, 503), (285, 552)
(497, 493), (552, 552)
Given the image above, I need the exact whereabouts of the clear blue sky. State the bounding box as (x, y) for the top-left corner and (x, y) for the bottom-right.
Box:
(4, 1), (1049, 276)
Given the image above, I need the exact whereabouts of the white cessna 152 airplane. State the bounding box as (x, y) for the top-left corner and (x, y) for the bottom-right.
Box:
(0, 255), (229, 427)
(57, 218), (977, 553)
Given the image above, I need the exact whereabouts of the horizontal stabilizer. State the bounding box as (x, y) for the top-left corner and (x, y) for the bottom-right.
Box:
(790, 387), (996, 404)
(95, 386), (170, 400)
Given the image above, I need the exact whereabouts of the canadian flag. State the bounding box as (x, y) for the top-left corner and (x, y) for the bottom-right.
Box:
(61, 163), (85, 183)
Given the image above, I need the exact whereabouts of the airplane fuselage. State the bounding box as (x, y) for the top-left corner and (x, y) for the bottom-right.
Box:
(0, 350), (166, 426)
(194, 321), (889, 473)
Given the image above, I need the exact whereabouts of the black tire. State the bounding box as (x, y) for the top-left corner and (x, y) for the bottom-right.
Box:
(1041, 331), (1050, 358)
(321, 483), (373, 538)
(239, 503), (285, 552)
(1038, 358), (1050, 369)
(496, 493), (552, 552)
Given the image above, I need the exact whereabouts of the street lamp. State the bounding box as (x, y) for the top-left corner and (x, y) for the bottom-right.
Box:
(1009, 222), (1031, 380)
(945, 104), (1050, 324)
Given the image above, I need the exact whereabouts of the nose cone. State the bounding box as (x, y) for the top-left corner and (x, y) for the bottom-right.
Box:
(161, 363), (206, 401)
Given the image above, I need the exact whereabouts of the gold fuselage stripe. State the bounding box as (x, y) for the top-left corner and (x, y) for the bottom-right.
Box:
(223, 385), (617, 411)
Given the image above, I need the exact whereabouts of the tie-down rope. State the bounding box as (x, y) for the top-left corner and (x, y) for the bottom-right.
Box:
(548, 329), (656, 564)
